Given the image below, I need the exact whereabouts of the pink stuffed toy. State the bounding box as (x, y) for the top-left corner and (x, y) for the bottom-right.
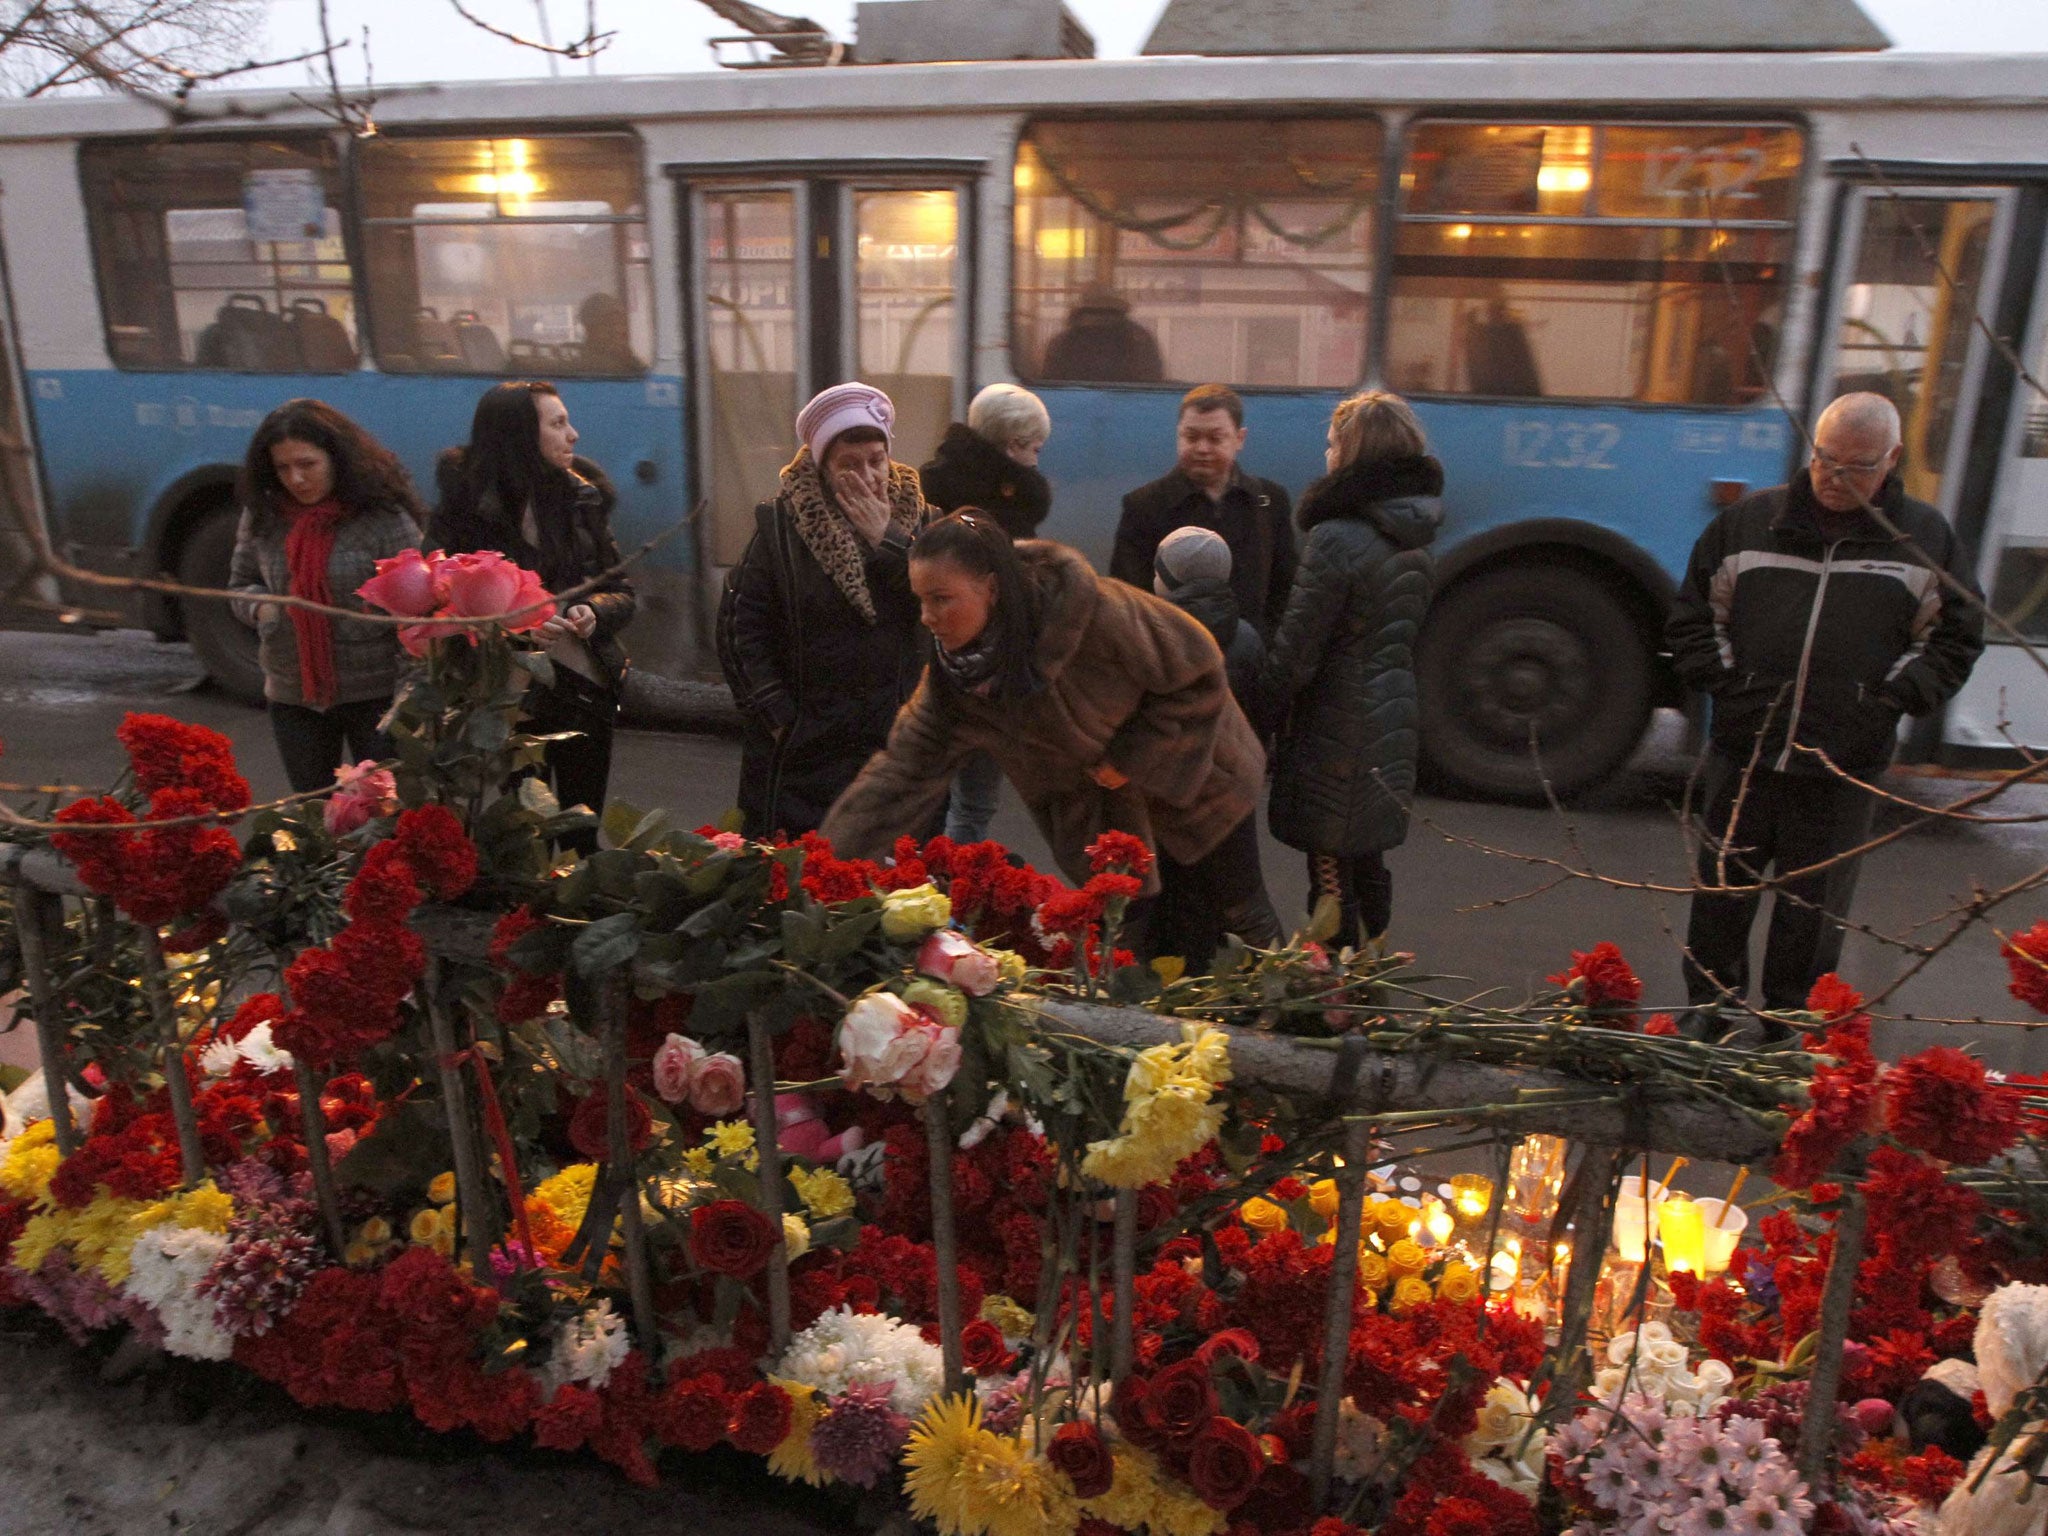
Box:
(772, 1092), (865, 1164)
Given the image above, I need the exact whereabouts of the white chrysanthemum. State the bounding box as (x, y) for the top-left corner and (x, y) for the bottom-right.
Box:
(199, 1021), (295, 1079)
(775, 1305), (945, 1418)
(541, 1300), (631, 1394)
(124, 1226), (232, 1360)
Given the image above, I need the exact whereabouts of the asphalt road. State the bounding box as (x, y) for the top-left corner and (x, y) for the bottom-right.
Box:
(5, 628), (2046, 1074)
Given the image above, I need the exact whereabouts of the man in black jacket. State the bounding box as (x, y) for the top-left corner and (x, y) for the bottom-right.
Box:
(1667, 392), (1985, 1034)
(1110, 384), (1296, 636)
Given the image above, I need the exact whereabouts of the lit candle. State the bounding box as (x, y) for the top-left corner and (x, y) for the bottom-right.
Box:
(1450, 1173), (1495, 1221)
(1611, 1174), (1663, 1264)
(1425, 1200), (1455, 1246)
(1657, 1197), (1709, 1275)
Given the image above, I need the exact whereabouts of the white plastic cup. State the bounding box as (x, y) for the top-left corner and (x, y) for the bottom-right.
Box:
(1692, 1199), (1749, 1276)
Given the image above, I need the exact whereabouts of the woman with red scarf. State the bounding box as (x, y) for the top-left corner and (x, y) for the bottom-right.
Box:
(228, 399), (424, 792)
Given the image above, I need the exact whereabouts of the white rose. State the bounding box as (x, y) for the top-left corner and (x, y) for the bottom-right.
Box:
(1693, 1359), (1734, 1394)
(839, 992), (918, 1081)
(1644, 1338), (1689, 1373)
(1639, 1320), (1673, 1345)
(1607, 1331), (1639, 1366)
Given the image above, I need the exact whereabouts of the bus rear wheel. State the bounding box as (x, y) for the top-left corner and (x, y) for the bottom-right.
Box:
(1418, 563), (1653, 802)
(175, 502), (265, 705)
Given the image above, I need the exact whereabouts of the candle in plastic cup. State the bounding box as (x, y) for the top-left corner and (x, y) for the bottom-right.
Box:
(1693, 1199), (1748, 1276)
(1657, 1196), (1709, 1275)
(1450, 1173), (1495, 1222)
(1611, 1174), (1664, 1263)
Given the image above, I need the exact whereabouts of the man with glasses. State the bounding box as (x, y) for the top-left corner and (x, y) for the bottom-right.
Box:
(1666, 392), (1985, 1040)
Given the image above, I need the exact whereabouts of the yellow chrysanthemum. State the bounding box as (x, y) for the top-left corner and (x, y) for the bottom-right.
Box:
(166, 1184), (234, 1234)
(766, 1378), (829, 1487)
(707, 1120), (756, 1161)
(1438, 1263), (1481, 1304)
(533, 1163), (598, 1227)
(1178, 1023), (1232, 1086)
(994, 950), (1028, 987)
(976, 1438), (1080, 1536)
(10, 1211), (66, 1274)
(782, 1213), (811, 1261)
(1386, 1239), (1428, 1278)
(1239, 1197), (1288, 1234)
(905, 1395), (997, 1535)
(788, 1165), (854, 1221)
(1391, 1275), (1434, 1315)
(682, 1146), (714, 1178)
(1, 1119), (59, 1203)
(1082, 1445), (1223, 1536)
(427, 1171), (458, 1205)
(980, 1294), (1035, 1339)
(1309, 1178), (1341, 1220)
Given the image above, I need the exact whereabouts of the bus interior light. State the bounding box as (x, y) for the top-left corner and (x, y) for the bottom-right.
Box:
(1536, 165), (1591, 194)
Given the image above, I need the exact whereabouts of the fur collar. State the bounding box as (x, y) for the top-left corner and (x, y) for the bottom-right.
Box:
(1298, 454), (1445, 531)
(778, 447), (927, 623)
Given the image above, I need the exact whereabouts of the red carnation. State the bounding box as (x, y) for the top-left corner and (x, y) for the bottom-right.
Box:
(1146, 1359), (1220, 1442)
(961, 1318), (1013, 1376)
(533, 1383), (605, 1451)
(727, 1380), (794, 1454)
(1425, 1498), (1497, 1536)
(689, 1199), (779, 1278)
(117, 713), (249, 811)
(657, 1371), (734, 1453)
(344, 840), (422, 925)
(1886, 1045), (2022, 1165)
(1186, 1414), (1265, 1511)
(1774, 1052), (1881, 1189)
(1195, 1329), (1261, 1368)
(1901, 1447), (1966, 1506)
(1048, 1419), (1115, 1499)
(2003, 921), (2048, 1015)
(1549, 941), (1641, 1020)
(393, 803), (478, 900)
(1087, 830), (1156, 878)
(568, 1088), (655, 1161)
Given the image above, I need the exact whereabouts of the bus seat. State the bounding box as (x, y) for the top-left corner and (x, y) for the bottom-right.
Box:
(287, 297), (358, 373)
(413, 307), (461, 367)
(452, 311), (505, 373)
(195, 294), (293, 372)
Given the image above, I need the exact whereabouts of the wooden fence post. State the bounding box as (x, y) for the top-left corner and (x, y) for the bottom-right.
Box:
(135, 926), (206, 1185)
(424, 959), (499, 1261)
(747, 1012), (793, 1354)
(10, 886), (76, 1157)
(925, 1093), (964, 1392)
(600, 978), (659, 1355)
(1799, 1186), (1868, 1492)
(1110, 1187), (1138, 1384)
(1310, 1115), (1375, 1505)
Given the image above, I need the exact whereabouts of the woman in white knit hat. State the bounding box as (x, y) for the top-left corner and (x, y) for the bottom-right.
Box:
(720, 382), (933, 837)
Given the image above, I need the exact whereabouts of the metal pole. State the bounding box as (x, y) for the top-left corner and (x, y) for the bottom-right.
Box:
(136, 926), (205, 1185)
(746, 1012), (792, 1352)
(925, 1092), (964, 1391)
(601, 979), (658, 1354)
(11, 887), (76, 1156)
(1310, 1116), (1374, 1505)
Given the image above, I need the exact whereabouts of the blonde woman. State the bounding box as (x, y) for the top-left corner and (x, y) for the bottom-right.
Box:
(1254, 391), (1443, 949)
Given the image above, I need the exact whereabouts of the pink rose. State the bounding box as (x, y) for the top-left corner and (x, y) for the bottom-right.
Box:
(904, 1026), (961, 1102)
(356, 548), (442, 617)
(503, 565), (556, 634)
(397, 618), (460, 657)
(652, 1033), (705, 1104)
(918, 930), (1001, 997)
(710, 831), (746, 852)
(438, 550), (522, 617)
(689, 1052), (747, 1117)
(324, 764), (397, 837)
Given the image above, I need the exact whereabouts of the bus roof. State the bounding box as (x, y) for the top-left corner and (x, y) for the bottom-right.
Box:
(0, 50), (2043, 140)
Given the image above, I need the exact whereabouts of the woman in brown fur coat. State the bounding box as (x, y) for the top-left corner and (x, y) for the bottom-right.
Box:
(821, 512), (1279, 962)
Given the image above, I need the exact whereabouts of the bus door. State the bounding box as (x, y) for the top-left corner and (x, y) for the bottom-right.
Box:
(683, 173), (971, 577)
(1953, 231), (2048, 756)
(1811, 182), (2034, 754)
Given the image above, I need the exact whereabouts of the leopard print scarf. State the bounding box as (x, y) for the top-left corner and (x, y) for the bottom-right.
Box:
(779, 447), (929, 624)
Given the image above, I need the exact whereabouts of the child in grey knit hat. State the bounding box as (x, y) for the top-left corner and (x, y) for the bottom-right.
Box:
(1153, 526), (1263, 718)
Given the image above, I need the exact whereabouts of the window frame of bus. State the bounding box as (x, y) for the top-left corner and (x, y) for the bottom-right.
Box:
(1387, 116), (1806, 408)
(78, 133), (360, 374)
(1008, 113), (1388, 394)
(355, 130), (652, 380)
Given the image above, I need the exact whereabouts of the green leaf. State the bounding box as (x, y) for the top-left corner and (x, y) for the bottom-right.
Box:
(572, 911), (641, 977)
(819, 909), (882, 962)
(602, 799), (644, 849)
(465, 707), (512, 753)
(1305, 893), (1341, 946)
(516, 775), (561, 819)
(623, 807), (673, 852)
(545, 1016), (606, 1081)
(781, 907), (825, 966)
(516, 650), (557, 691)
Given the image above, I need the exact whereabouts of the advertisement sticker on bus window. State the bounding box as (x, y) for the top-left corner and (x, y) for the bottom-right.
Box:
(243, 169), (326, 243)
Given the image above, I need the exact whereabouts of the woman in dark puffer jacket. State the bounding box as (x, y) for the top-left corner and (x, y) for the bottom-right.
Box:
(1256, 391), (1442, 951)
(429, 382), (635, 854)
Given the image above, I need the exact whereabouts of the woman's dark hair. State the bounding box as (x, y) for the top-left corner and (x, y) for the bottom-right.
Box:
(911, 511), (1042, 699)
(239, 398), (423, 529)
(823, 425), (889, 459)
(452, 381), (567, 522)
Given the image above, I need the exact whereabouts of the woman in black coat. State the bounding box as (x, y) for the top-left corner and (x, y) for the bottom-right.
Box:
(429, 382), (635, 853)
(1256, 391), (1442, 950)
(722, 383), (931, 838)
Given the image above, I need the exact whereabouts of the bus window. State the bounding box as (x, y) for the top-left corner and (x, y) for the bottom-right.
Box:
(1012, 117), (1381, 390)
(1387, 121), (1802, 404)
(358, 134), (652, 377)
(80, 137), (357, 373)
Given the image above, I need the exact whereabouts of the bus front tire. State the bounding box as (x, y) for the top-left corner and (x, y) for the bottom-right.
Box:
(175, 505), (265, 706)
(1418, 563), (1654, 802)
